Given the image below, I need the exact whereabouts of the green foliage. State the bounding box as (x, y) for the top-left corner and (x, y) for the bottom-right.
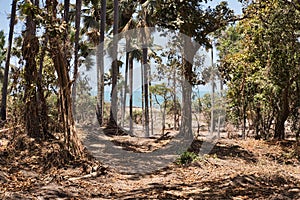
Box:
(154, 0), (235, 47)
(217, 0), (300, 138)
(176, 151), (199, 165)
(150, 83), (171, 100)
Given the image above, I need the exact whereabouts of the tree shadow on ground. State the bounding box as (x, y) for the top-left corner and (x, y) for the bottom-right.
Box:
(189, 140), (257, 163)
(111, 173), (300, 199)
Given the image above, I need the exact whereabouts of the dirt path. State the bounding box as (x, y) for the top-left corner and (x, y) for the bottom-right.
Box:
(1, 131), (299, 199)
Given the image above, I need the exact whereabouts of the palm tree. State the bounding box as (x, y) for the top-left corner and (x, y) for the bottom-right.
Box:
(138, 0), (156, 137)
(96, 0), (106, 126)
(46, 0), (84, 156)
(1, 0), (17, 122)
(108, 0), (119, 127)
(72, 0), (82, 122)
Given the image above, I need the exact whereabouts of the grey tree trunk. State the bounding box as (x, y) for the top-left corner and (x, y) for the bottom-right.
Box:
(180, 36), (197, 139)
(129, 53), (133, 132)
(122, 51), (129, 127)
(72, 0), (82, 122)
(143, 48), (150, 137)
(109, 0), (119, 127)
(96, 0), (106, 126)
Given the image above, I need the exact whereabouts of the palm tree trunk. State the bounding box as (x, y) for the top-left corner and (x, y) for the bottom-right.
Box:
(149, 77), (154, 136)
(1, 0), (17, 122)
(72, 0), (82, 122)
(46, 0), (84, 157)
(173, 68), (177, 130)
(109, 0), (119, 127)
(122, 51), (129, 127)
(97, 0), (106, 126)
(143, 48), (150, 137)
(141, 60), (144, 130)
(129, 53), (133, 132)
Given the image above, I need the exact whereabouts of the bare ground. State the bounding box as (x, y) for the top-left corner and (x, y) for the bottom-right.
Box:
(0, 128), (299, 199)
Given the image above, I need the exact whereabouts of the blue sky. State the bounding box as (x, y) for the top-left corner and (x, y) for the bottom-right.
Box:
(0, 0), (12, 36)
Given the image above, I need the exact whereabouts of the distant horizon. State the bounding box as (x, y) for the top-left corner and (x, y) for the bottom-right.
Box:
(86, 89), (211, 108)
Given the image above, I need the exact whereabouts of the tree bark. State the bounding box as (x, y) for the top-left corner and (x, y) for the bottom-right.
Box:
(23, 0), (40, 138)
(96, 0), (106, 126)
(72, 0), (82, 122)
(37, 36), (49, 137)
(109, 0), (119, 127)
(129, 53), (133, 132)
(1, 0), (17, 122)
(274, 88), (289, 140)
(143, 48), (150, 137)
(47, 0), (84, 156)
(180, 36), (197, 138)
(122, 51), (129, 127)
(51, 43), (84, 156)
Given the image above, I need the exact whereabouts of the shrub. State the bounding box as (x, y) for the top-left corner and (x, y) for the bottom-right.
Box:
(176, 151), (199, 165)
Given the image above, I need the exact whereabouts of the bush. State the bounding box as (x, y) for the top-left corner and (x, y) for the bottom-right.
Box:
(176, 151), (199, 165)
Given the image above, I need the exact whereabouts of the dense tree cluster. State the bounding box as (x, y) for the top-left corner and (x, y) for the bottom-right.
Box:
(217, 0), (300, 141)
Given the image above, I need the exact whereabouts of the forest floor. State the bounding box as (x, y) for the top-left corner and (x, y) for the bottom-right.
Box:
(0, 127), (300, 199)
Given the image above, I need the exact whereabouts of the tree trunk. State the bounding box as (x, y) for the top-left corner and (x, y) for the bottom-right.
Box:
(173, 69), (177, 131)
(149, 78), (154, 136)
(64, 0), (70, 23)
(129, 53), (133, 132)
(47, 0), (84, 156)
(23, 0), (40, 138)
(1, 0), (17, 122)
(162, 97), (167, 135)
(210, 46), (215, 134)
(143, 48), (150, 137)
(96, 0), (106, 126)
(72, 0), (82, 122)
(274, 86), (289, 140)
(109, 0), (119, 127)
(51, 44), (84, 156)
(141, 60), (144, 130)
(122, 51), (129, 127)
(37, 36), (49, 137)
(180, 36), (197, 138)
(274, 88), (289, 140)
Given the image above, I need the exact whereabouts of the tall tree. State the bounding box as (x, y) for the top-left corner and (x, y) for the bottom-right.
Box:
(22, 0), (41, 138)
(45, 0), (84, 156)
(217, 0), (300, 140)
(72, 0), (83, 121)
(96, 0), (106, 126)
(109, 0), (119, 127)
(155, 0), (234, 137)
(1, 0), (17, 122)
(138, 0), (156, 136)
